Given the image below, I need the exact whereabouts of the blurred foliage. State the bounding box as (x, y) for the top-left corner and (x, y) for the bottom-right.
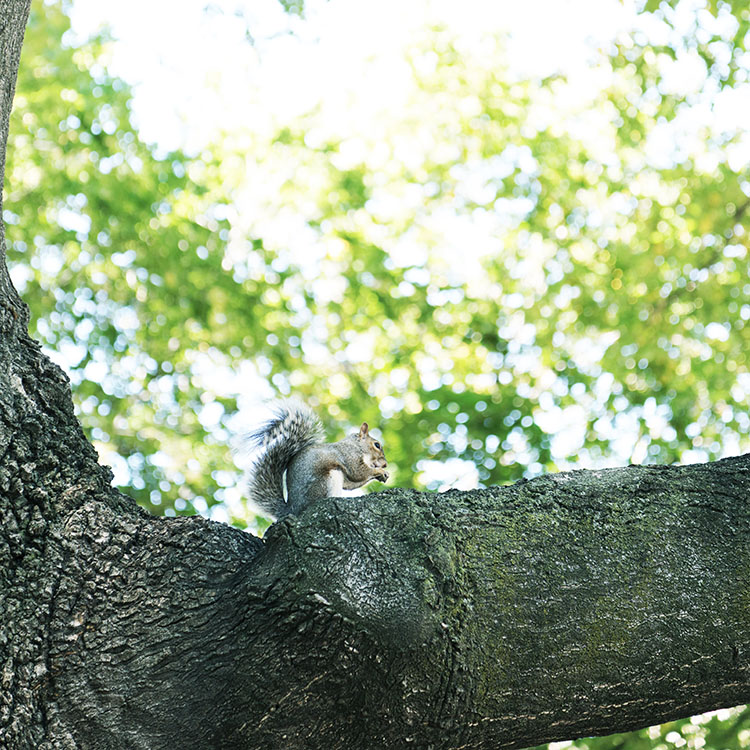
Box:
(535, 705), (750, 750)
(213, 4), (750, 502)
(642, 0), (750, 89)
(6, 0), (750, 517)
(5, 0), (245, 519)
(4, 0), (750, 747)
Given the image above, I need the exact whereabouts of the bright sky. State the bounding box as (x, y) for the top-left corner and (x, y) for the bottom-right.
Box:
(68, 0), (636, 155)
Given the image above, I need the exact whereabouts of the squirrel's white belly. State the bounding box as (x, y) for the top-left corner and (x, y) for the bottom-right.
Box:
(327, 469), (344, 497)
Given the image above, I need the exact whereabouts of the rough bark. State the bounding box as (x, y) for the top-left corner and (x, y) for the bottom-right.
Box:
(0, 0), (31, 330)
(2, 3), (750, 749)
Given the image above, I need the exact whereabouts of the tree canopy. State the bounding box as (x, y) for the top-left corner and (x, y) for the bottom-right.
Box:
(4, 1), (750, 747)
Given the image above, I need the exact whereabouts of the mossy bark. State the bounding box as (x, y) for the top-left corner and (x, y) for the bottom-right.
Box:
(235, 467), (750, 749)
(2, 3), (750, 749)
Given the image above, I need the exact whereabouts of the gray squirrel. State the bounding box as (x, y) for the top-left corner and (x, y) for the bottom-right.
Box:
(247, 400), (389, 520)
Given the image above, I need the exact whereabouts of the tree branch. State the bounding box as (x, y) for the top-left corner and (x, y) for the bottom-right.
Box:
(33, 457), (750, 749)
(219, 460), (750, 749)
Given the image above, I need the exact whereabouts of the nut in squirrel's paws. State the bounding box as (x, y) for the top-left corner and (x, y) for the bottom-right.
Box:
(375, 470), (389, 483)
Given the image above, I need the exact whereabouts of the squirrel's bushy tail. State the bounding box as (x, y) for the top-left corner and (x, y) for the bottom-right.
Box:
(247, 399), (324, 519)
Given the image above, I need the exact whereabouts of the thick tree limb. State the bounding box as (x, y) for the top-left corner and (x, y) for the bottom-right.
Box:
(3, 399), (750, 750)
(222, 461), (750, 749)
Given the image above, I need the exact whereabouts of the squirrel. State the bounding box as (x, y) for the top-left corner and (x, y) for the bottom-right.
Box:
(246, 400), (389, 520)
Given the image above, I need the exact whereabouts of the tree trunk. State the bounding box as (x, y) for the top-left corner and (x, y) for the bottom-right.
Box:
(0, 0), (31, 332)
(2, 3), (750, 749)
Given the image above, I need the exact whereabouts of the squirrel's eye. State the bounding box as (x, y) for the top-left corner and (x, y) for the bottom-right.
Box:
(374, 441), (381, 449)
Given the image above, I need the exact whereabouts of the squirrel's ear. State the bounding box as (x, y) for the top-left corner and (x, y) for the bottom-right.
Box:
(359, 422), (369, 438)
